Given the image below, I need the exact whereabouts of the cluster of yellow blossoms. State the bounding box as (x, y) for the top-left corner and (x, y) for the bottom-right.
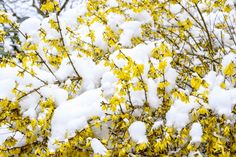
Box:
(0, 0), (236, 156)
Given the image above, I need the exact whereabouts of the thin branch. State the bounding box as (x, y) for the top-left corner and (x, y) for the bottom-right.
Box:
(11, 23), (59, 82)
(195, 3), (213, 52)
(57, 0), (70, 15)
(17, 84), (46, 100)
(6, 59), (47, 84)
(55, 14), (82, 80)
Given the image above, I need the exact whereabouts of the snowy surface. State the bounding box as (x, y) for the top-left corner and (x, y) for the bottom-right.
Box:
(189, 122), (203, 143)
(152, 120), (163, 130)
(208, 86), (236, 116)
(91, 138), (107, 155)
(128, 121), (148, 144)
(166, 99), (198, 130)
(48, 88), (104, 150)
(147, 78), (161, 108)
(0, 125), (25, 147)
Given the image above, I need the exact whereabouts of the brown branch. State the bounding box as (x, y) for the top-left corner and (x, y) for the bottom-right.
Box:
(6, 59), (47, 84)
(55, 14), (82, 80)
(195, 3), (213, 52)
(17, 84), (46, 100)
(57, 0), (70, 15)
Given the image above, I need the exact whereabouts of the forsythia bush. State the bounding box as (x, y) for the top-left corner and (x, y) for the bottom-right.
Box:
(0, 0), (236, 156)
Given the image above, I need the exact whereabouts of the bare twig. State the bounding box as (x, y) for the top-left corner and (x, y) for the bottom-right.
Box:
(57, 0), (70, 15)
(55, 14), (82, 80)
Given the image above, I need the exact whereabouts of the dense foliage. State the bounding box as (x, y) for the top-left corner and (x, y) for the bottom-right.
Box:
(0, 0), (236, 156)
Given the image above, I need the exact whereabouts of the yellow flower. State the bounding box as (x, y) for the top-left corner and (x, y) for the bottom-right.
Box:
(191, 76), (202, 90)
(0, 29), (6, 42)
(223, 62), (235, 76)
(0, 11), (11, 24)
(41, 0), (60, 13)
(158, 61), (167, 72)
(223, 5), (231, 13)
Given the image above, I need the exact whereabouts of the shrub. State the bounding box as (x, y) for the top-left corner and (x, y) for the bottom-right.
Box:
(0, 0), (236, 156)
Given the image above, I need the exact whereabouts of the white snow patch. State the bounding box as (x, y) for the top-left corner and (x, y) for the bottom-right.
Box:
(101, 71), (117, 98)
(189, 122), (203, 143)
(39, 85), (68, 106)
(208, 86), (234, 116)
(48, 88), (104, 151)
(130, 90), (145, 106)
(165, 67), (178, 91)
(170, 4), (182, 14)
(128, 121), (148, 144)
(0, 125), (25, 147)
(90, 22), (108, 51)
(19, 17), (41, 41)
(106, 0), (119, 7)
(147, 78), (160, 108)
(107, 13), (125, 32)
(151, 120), (163, 130)
(91, 138), (107, 155)
(166, 99), (198, 130)
(20, 93), (41, 119)
(60, 3), (87, 28)
(0, 79), (15, 100)
(119, 21), (142, 47)
(55, 56), (106, 92)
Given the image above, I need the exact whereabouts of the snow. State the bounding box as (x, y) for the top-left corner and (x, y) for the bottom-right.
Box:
(0, 66), (54, 102)
(20, 93), (41, 118)
(147, 78), (160, 108)
(90, 22), (108, 51)
(110, 42), (154, 71)
(1, 0), (39, 19)
(41, 17), (60, 40)
(119, 21), (142, 47)
(152, 120), (163, 130)
(208, 86), (235, 116)
(60, 3), (87, 28)
(39, 85), (68, 106)
(128, 121), (148, 144)
(125, 10), (153, 24)
(166, 99), (198, 130)
(48, 88), (104, 151)
(0, 79), (15, 100)
(1, 0), (236, 154)
(221, 53), (236, 69)
(1, 0), (85, 20)
(91, 138), (108, 155)
(188, 151), (203, 157)
(170, 4), (182, 14)
(19, 17), (41, 37)
(165, 67), (178, 91)
(0, 125), (25, 147)
(55, 55), (106, 92)
(0, 126), (14, 145)
(54, 58), (74, 81)
(106, 0), (119, 7)
(203, 71), (217, 89)
(107, 13), (125, 32)
(189, 122), (203, 143)
(101, 71), (117, 98)
(130, 90), (146, 106)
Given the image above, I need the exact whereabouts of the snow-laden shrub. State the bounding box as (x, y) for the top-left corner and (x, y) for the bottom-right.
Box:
(0, 0), (236, 156)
